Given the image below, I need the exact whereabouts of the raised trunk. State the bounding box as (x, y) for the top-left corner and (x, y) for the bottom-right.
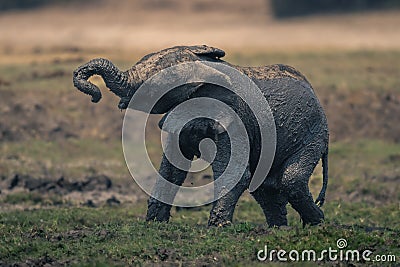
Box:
(73, 46), (226, 110)
(73, 58), (129, 103)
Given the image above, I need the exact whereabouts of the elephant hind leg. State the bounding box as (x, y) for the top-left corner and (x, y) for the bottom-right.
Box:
(288, 190), (324, 226)
(282, 145), (325, 226)
(252, 186), (288, 227)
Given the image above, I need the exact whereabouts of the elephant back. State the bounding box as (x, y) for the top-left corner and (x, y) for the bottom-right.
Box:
(239, 64), (310, 85)
(131, 45), (226, 82)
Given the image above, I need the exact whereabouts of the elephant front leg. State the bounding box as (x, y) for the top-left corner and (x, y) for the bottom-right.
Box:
(208, 133), (251, 227)
(146, 140), (193, 222)
(208, 167), (251, 226)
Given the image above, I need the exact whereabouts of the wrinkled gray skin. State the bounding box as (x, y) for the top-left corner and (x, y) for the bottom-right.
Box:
(73, 45), (329, 227)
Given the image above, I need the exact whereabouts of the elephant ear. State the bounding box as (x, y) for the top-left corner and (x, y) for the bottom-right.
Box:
(187, 45), (225, 60)
(213, 115), (234, 134)
(158, 107), (234, 135)
(150, 82), (204, 114)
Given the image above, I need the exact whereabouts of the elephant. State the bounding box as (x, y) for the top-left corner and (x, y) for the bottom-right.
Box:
(73, 45), (329, 227)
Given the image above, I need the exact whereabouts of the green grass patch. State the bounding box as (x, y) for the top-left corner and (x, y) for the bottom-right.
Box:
(0, 201), (398, 265)
(0, 138), (127, 179)
(3, 192), (64, 206)
(0, 61), (78, 94)
(324, 139), (400, 203)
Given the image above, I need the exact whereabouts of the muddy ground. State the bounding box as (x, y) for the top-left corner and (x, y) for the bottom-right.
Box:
(0, 174), (142, 209)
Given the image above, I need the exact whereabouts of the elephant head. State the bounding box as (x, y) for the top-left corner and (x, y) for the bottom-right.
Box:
(72, 45), (225, 112)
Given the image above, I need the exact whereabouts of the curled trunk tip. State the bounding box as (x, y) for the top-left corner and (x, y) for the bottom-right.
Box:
(73, 66), (102, 103)
(72, 58), (128, 103)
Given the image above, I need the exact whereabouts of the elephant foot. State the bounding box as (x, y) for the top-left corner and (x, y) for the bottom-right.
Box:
(252, 187), (289, 227)
(264, 203), (289, 228)
(145, 198), (172, 222)
(208, 217), (232, 227)
(267, 213), (288, 228)
(208, 207), (234, 227)
(289, 195), (324, 226)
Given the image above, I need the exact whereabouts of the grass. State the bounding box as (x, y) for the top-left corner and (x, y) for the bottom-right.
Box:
(325, 140), (400, 204)
(0, 202), (398, 266)
(0, 139), (127, 179)
(2, 192), (64, 206)
(0, 61), (76, 94)
(0, 138), (399, 265)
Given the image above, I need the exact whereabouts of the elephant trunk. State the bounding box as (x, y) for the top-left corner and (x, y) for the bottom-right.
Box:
(73, 58), (129, 103)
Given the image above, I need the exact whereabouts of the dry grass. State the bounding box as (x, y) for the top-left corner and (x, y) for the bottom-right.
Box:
(0, 0), (400, 54)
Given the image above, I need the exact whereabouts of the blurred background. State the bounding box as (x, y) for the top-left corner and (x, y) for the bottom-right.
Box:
(1, 0), (400, 50)
(0, 1), (399, 264)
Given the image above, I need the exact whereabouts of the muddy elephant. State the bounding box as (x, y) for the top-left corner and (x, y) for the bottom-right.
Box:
(73, 45), (329, 227)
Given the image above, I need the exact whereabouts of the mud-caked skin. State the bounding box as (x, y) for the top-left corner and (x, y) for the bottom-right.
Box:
(73, 45), (329, 227)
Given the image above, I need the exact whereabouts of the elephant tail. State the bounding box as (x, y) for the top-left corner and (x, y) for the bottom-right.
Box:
(315, 149), (328, 207)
